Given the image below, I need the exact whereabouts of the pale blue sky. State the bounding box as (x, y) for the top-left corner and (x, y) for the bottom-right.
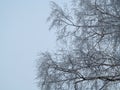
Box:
(0, 0), (58, 90)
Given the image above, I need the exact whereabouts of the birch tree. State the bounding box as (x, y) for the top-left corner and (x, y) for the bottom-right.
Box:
(36, 0), (120, 90)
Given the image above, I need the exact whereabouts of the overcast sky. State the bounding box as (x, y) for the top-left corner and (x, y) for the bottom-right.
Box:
(0, 0), (62, 90)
